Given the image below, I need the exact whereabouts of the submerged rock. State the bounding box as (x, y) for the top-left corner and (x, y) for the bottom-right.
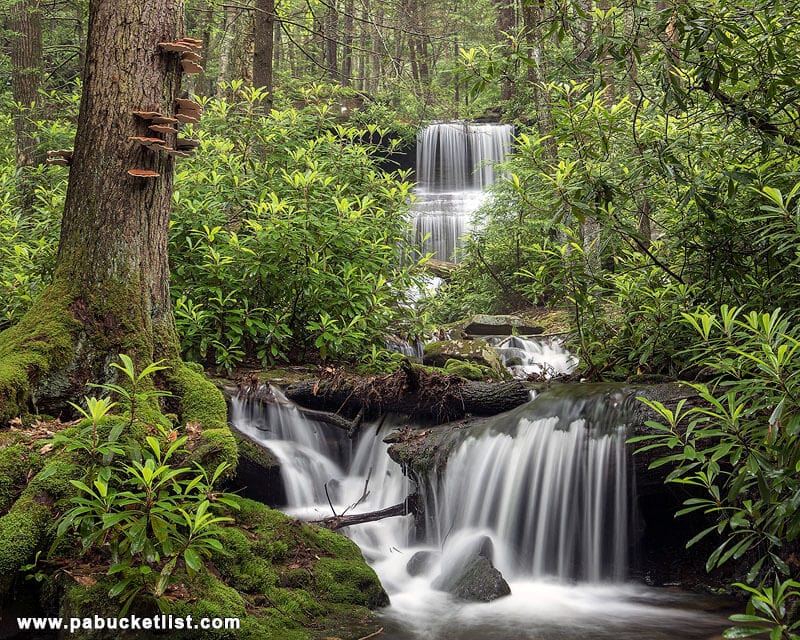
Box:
(432, 554), (510, 602)
(406, 550), (438, 576)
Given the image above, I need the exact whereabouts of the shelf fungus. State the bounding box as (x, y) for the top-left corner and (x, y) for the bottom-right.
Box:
(181, 51), (203, 62)
(176, 137), (201, 150)
(128, 136), (167, 150)
(127, 169), (160, 178)
(176, 98), (203, 113)
(157, 41), (194, 54)
(175, 112), (200, 124)
(180, 59), (204, 74)
(132, 111), (179, 125)
(149, 124), (179, 135)
(161, 147), (192, 158)
(46, 149), (74, 166)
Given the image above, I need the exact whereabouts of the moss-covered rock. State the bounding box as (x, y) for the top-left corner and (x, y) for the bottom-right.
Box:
(423, 339), (510, 380)
(170, 365), (228, 429)
(442, 358), (497, 381)
(0, 283), (79, 423)
(0, 458), (81, 596)
(231, 430), (285, 505)
(0, 443), (43, 513)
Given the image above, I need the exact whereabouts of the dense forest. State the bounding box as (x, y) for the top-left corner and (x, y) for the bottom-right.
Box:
(0, 0), (798, 638)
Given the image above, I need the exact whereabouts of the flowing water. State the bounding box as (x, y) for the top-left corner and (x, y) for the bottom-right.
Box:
(230, 387), (731, 640)
(488, 335), (579, 379)
(412, 122), (512, 262)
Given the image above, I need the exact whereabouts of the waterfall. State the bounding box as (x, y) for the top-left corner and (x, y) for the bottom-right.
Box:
(425, 392), (630, 582)
(487, 335), (579, 379)
(412, 122), (512, 262)
(231, 386), (629, 581)
(229, 387), (729, 639)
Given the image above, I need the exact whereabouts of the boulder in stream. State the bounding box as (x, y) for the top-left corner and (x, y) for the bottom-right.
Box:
(423, 338), (510, 380)
(432, 555), (510, 602)
(462, 314), (544, 336)
(406, 550), (438, 576)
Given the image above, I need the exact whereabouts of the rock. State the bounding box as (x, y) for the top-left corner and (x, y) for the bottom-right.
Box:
(462, 314), (544, 337)
(432, 554), (510, 602)
(230, 429), (286, 506)
(423, 339), (510, 380)
(406, 550), (438, 576)
(443, 358), (492, 381)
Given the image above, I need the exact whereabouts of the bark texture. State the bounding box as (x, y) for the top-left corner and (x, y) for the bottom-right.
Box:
(8, 0), (43, 170)
(253, 0), (275, 96)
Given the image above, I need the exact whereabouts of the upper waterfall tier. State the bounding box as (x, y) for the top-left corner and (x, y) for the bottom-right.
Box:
(416, 122), (513, 191)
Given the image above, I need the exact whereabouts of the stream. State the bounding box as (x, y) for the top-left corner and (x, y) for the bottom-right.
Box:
(230, 384), (732, 640)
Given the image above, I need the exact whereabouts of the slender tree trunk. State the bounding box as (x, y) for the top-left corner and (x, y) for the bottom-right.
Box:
(216, 5), (236, 93)
(273, 9), (282, 76)
(8, 0), (43, 211)
(492, 0), (515, 100)
(324, 0), (338, 78)
(575, 0), (593, 75)
(341, 0), (354, 84)
(75, 1), (85, 81)
(626, 6), (652, 246)
(253, 0), (276, 99)
(523, 0), (557, 163)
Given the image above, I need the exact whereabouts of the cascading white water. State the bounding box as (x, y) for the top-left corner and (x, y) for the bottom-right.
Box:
(229, 388), (729, 640)
(488, 334), (579, 379)
(412, 122), (512, 262)
(426, 397), (628, 582)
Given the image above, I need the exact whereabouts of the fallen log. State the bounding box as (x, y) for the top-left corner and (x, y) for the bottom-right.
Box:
(285, 367), (531, 425)
(312, 494), (419, 530)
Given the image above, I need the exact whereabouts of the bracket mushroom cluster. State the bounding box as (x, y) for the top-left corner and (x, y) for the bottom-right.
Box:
(46, 149), (73, 166)
(128, 36), (205, 179)
(157, 37), (205, 75)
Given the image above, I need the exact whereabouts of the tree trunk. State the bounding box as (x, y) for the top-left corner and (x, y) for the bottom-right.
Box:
(8, 0), (43, 210)
(492, 0), (515, 101)
(216, 5), (236, 94)
(341, 0), (354, 85)
(0, 0), (222, 421)
(522, 0), (557, 163)
(253, 0), (276, 99)
(285, 373), (531, 425)
(324, 0), (338, 78)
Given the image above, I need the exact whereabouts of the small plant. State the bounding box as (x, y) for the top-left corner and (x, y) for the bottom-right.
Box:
(56, 396), (122, 462)
(51, 356), (238, 614)
(90, 354), (170, 426)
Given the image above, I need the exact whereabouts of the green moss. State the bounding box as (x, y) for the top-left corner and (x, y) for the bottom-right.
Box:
(0, 281), (79, 423)
(0, 495), (51, 592)
(234, 432), (280, 471)
(0, 444), (43, 513)
(313, 557), (388, 608)
(443, 358), (492, 381)
(170, 365), (228, 428)
(0, 456), (82, 596)
(189, 428), (238, 479)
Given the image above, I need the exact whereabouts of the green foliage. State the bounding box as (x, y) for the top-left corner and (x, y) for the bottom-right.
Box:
(633, 307), (800, 639)
(52, 356), (238, 614)
(170, 84), (428, 370)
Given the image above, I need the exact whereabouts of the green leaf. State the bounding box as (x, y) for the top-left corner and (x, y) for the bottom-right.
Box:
(183, 547), (202, 573)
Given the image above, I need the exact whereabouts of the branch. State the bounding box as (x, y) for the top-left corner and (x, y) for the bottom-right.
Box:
(699, 80), (800, 151)
(312, 494), (418, 530)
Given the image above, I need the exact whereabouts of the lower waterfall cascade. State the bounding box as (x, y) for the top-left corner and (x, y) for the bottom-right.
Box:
(230, 385), (732, 640)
